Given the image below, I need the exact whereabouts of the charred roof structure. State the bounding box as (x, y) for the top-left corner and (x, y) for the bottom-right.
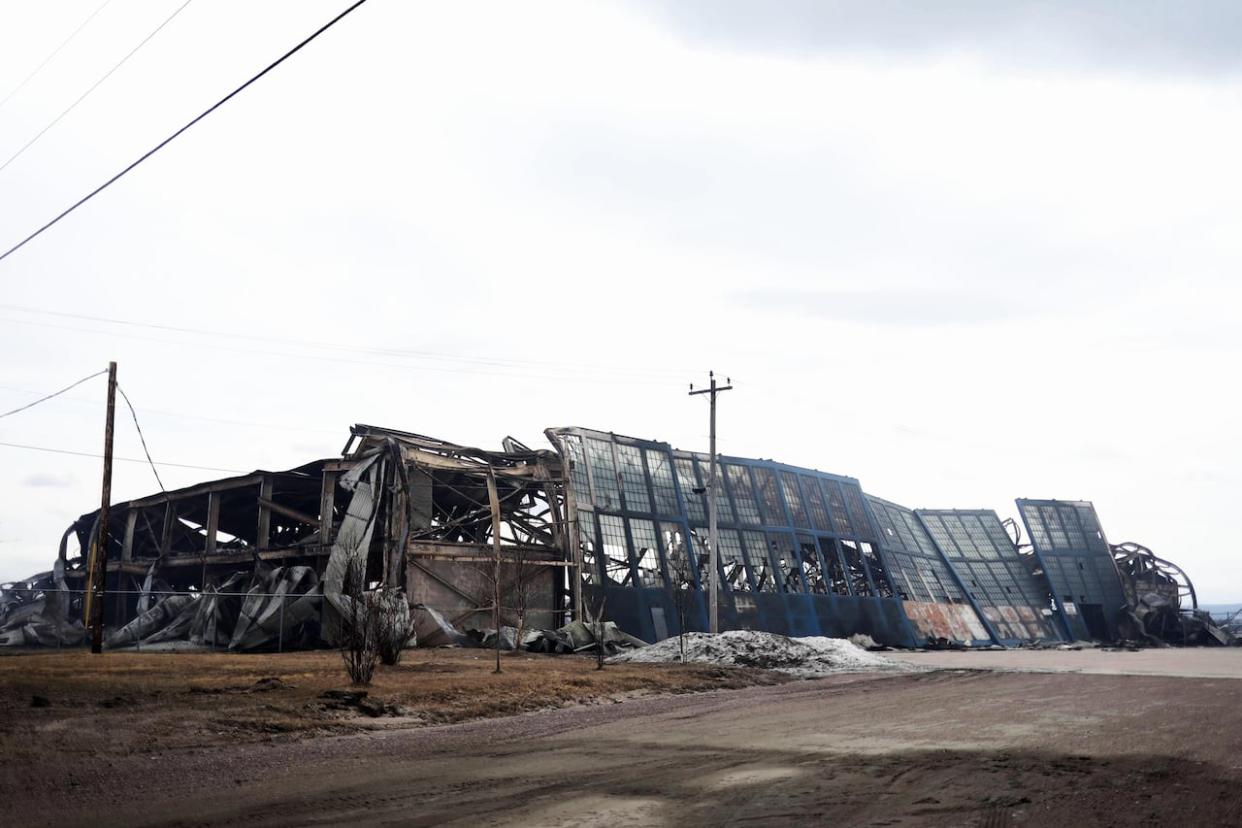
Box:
(1, 422), (1230, 651)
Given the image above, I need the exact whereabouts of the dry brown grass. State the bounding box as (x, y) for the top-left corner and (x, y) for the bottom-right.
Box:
(0, 648), (787, 760)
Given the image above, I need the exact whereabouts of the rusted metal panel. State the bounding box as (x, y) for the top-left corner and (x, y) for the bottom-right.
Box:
(902, 600), (991, 643)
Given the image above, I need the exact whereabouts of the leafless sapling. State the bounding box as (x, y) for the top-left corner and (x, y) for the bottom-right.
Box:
(338, 558), (380, 685)
(590, 591), (608, 671)
(665, 530), (695, 662)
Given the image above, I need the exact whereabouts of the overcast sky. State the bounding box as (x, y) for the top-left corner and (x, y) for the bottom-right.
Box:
(0, 1), (1238, 601)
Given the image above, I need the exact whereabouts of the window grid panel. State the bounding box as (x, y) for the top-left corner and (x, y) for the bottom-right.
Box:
(841, 483), (875, 541)
(644, 448), (680, 516)
(661, 522), (696, 589)
(819, 537), (852, 595)
(924, 508), (1064, 642)
(697, 457), (736, 524)
(716, 529), (751, 593)
(779, 472), (810, 529)
(796, 533), (829, 594)
(629, 518), (663, 589)
(615, 443), (652, 514)
(820, 479), (854, 535)
(741, 530), (777, 593)
(586, 438), (621, 511)
(674, 458), (706, 523)
(751, 467), (787, 526)
(563, 435), (591, 506)
(800, 475), (833, 532)
(578, 509), (599, 586)
(766, 531), (804, 593)
(725, 465), (762, 525)
(598, 514), (632, 586)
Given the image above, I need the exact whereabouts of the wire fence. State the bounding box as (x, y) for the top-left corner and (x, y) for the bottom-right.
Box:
(0, 585), (328, 654)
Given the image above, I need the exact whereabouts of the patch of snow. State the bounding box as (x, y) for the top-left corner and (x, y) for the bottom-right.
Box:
(608, 630), (909, 676)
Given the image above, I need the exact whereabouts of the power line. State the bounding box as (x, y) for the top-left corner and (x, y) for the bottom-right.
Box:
(0, 303), (693, 377)
(0, 316), (689, 387)
(116, 384), (166, 493)
(0, 383), (339, 434)
(0, 439), (245, 474)
(0, 369), (105, 420)
(0, 0), (194, 176)
(0, 0), (371, 264)
(0, 0), (114, 112)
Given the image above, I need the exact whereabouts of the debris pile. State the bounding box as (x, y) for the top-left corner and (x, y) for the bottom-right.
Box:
(104, 566), (323, 651)
(608, 631), (905, 676)
(411, 605), (648, 656)
(524, 620), (647, 655)
(0, 561), (84, 647)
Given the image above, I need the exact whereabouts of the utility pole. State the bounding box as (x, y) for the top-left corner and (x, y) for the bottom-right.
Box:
(88, 361), (117, 654)
(689, 371), (732, 634)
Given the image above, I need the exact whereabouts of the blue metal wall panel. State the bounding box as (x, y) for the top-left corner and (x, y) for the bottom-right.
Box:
(1015, 499), (1127, 641)
(550, 427), (919, 648)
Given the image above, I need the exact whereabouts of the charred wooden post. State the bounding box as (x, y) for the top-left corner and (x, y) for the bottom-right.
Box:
(87, 361), (116, 654)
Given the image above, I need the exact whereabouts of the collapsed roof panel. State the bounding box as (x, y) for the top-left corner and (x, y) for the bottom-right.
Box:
(866, 497), (993, 645)
(917, 509), (1064, 644)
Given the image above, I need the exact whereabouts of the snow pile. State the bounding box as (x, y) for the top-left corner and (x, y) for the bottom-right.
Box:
(608, 630), (908, 676)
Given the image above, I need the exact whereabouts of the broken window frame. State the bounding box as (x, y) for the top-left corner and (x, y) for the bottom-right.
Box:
(715, 529), (753, 593)
(838, 539), (875, 597)
(598, 514), (632, 587)
(629, 518), (664, 590)
(796, 533), (829, 594)
(741, 530), (777, 593)
(578, 509), (600, 586)
(766, 531), (805, 593)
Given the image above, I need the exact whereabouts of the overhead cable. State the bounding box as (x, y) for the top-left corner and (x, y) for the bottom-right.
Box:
(0, 303), (693, 377)
(0, 0), (371, 264)
(0, 439), (245, 474)
(0, 369), (105, 419)
(117, 384), (166, 492)
(0, 0), (194, 176)
(0, 316), (687, 387)
(0, 0), (114, 111)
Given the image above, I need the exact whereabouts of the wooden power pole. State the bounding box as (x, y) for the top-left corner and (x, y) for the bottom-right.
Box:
(689, 371), (732, 634)
(88, 361), (117, 653)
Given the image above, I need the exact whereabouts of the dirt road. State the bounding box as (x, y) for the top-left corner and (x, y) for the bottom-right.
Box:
(8, 667), (1241, 827)
(893, 646), (1242, 678)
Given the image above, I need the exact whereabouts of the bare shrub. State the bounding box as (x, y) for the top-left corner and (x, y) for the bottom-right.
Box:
(591, 592), (608, 671)
(373, 586), (411, 667)
(665, 529), (695, 662)
(507, 543), (541, 657)
(338, 560), (379, 685)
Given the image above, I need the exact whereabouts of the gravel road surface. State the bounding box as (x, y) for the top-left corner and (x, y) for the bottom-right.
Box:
(8, 666), (1241, 827)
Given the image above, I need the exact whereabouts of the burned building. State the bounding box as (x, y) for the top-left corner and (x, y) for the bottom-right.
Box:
(0, 422), (1220, 651)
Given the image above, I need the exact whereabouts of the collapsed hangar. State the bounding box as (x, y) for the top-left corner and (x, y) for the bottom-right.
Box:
(0, 422), (1211, 650)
